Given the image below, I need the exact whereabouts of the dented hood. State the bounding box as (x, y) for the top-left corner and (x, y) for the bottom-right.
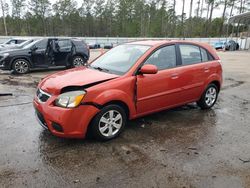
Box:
(39, 67), (119, 95)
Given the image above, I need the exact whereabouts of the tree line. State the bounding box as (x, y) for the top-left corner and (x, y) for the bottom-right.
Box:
(0, 0), (249, 38)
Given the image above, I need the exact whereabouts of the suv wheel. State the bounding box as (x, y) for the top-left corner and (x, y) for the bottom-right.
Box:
(197, 84), (218, 109)
(72, 56), (85, 67)
(90, 104), (127, 141)
(12, 59), (30, 74)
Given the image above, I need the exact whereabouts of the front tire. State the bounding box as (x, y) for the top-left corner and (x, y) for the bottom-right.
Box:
(90, 104), (127, 141)
(197, 84), (218, 109)
(12, 59), (30, 74)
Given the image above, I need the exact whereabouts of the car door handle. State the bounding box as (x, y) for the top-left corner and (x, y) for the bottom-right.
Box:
(171, 73), (179, 79)
(204, 67), (210, 73)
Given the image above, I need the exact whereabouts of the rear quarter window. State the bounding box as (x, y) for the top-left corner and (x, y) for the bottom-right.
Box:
(200, 48), (208, 62)
(207, 51), (215, 61)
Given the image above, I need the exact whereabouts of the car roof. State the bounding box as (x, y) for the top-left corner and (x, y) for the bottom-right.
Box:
(126, 40), (219, 60)
(127, 40), (171, 46)
(127, 40), (211, 47)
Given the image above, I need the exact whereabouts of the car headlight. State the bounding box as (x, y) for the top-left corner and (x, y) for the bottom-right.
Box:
(55, 90), (86, 108)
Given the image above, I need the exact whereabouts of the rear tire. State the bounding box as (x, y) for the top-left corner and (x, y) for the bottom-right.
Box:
(197, 84), (218, 109)
(12, 59), (30, 74)
(90, 104), (127, 141)
(72, 56), (86, 68)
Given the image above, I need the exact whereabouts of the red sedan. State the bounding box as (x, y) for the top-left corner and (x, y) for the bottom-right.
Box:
(33, 40), (222, 140)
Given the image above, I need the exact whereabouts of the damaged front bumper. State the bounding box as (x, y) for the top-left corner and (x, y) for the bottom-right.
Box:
(33, 95), (100, 139)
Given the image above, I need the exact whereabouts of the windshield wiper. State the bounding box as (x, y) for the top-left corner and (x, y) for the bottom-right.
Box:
(91, 66), (109, 73)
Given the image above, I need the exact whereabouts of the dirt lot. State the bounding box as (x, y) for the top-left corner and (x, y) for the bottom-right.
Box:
(0, 50), (250, 188)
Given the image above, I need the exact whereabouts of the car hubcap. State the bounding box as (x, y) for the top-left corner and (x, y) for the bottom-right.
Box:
(205, 87), (217, 106)
(73, 57), (84, 67)
(98, 110), (123, 137)
(15, 61), (29, 73)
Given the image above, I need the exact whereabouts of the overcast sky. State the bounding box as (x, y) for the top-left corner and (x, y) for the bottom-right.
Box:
(2, 0), (239, 18)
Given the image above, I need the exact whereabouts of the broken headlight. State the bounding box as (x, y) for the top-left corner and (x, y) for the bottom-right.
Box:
(55, 91), (86, 108)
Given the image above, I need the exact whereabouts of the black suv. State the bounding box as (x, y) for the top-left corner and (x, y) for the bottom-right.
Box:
(0, 38), (89, 74)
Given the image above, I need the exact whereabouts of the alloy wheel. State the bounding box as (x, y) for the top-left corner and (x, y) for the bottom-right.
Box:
(14, 60), (29, 74)
(205, 87), (217, 106)
(98, 110), (123, 137)
(73, 57), (84, 67)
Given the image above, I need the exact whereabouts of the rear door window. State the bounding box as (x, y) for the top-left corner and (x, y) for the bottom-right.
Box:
(35, 39), (48, 50)
(57, 39), (72, 49)
(16, 40), (26, 44)
(179, 45), (202, 65)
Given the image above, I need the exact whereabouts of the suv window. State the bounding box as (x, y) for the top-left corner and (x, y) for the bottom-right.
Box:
(35, 39), (48, 50)
(7, 40), (17, 44)
(144, 45), (176, 70)
(179, 45), (202, 65)
(58, 39), (72, 49)
(16, 40), (25, 44)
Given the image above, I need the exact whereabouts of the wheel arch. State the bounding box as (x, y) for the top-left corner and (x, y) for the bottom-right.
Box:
(205, 73), (222, 93)
(209, 80), (221, 92)
(89, 89), (136, 120)
(10, 56), (33, 69)
(101, 100), (130, 120)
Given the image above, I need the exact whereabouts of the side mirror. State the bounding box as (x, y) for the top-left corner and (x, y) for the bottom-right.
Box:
(31, 45), (38, 51)
(140, 64), (158, 75)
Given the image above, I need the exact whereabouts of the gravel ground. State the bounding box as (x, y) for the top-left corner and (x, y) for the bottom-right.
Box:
(0, 50), (250, 188)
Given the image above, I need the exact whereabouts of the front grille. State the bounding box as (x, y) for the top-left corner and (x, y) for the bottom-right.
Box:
(36, 89), (51, 103)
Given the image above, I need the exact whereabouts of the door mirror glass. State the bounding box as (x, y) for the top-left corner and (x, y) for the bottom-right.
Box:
(140, 64), (158, 74)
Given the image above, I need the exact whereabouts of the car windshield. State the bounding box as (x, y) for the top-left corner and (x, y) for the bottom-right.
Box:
(90, 44), (150, 75)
